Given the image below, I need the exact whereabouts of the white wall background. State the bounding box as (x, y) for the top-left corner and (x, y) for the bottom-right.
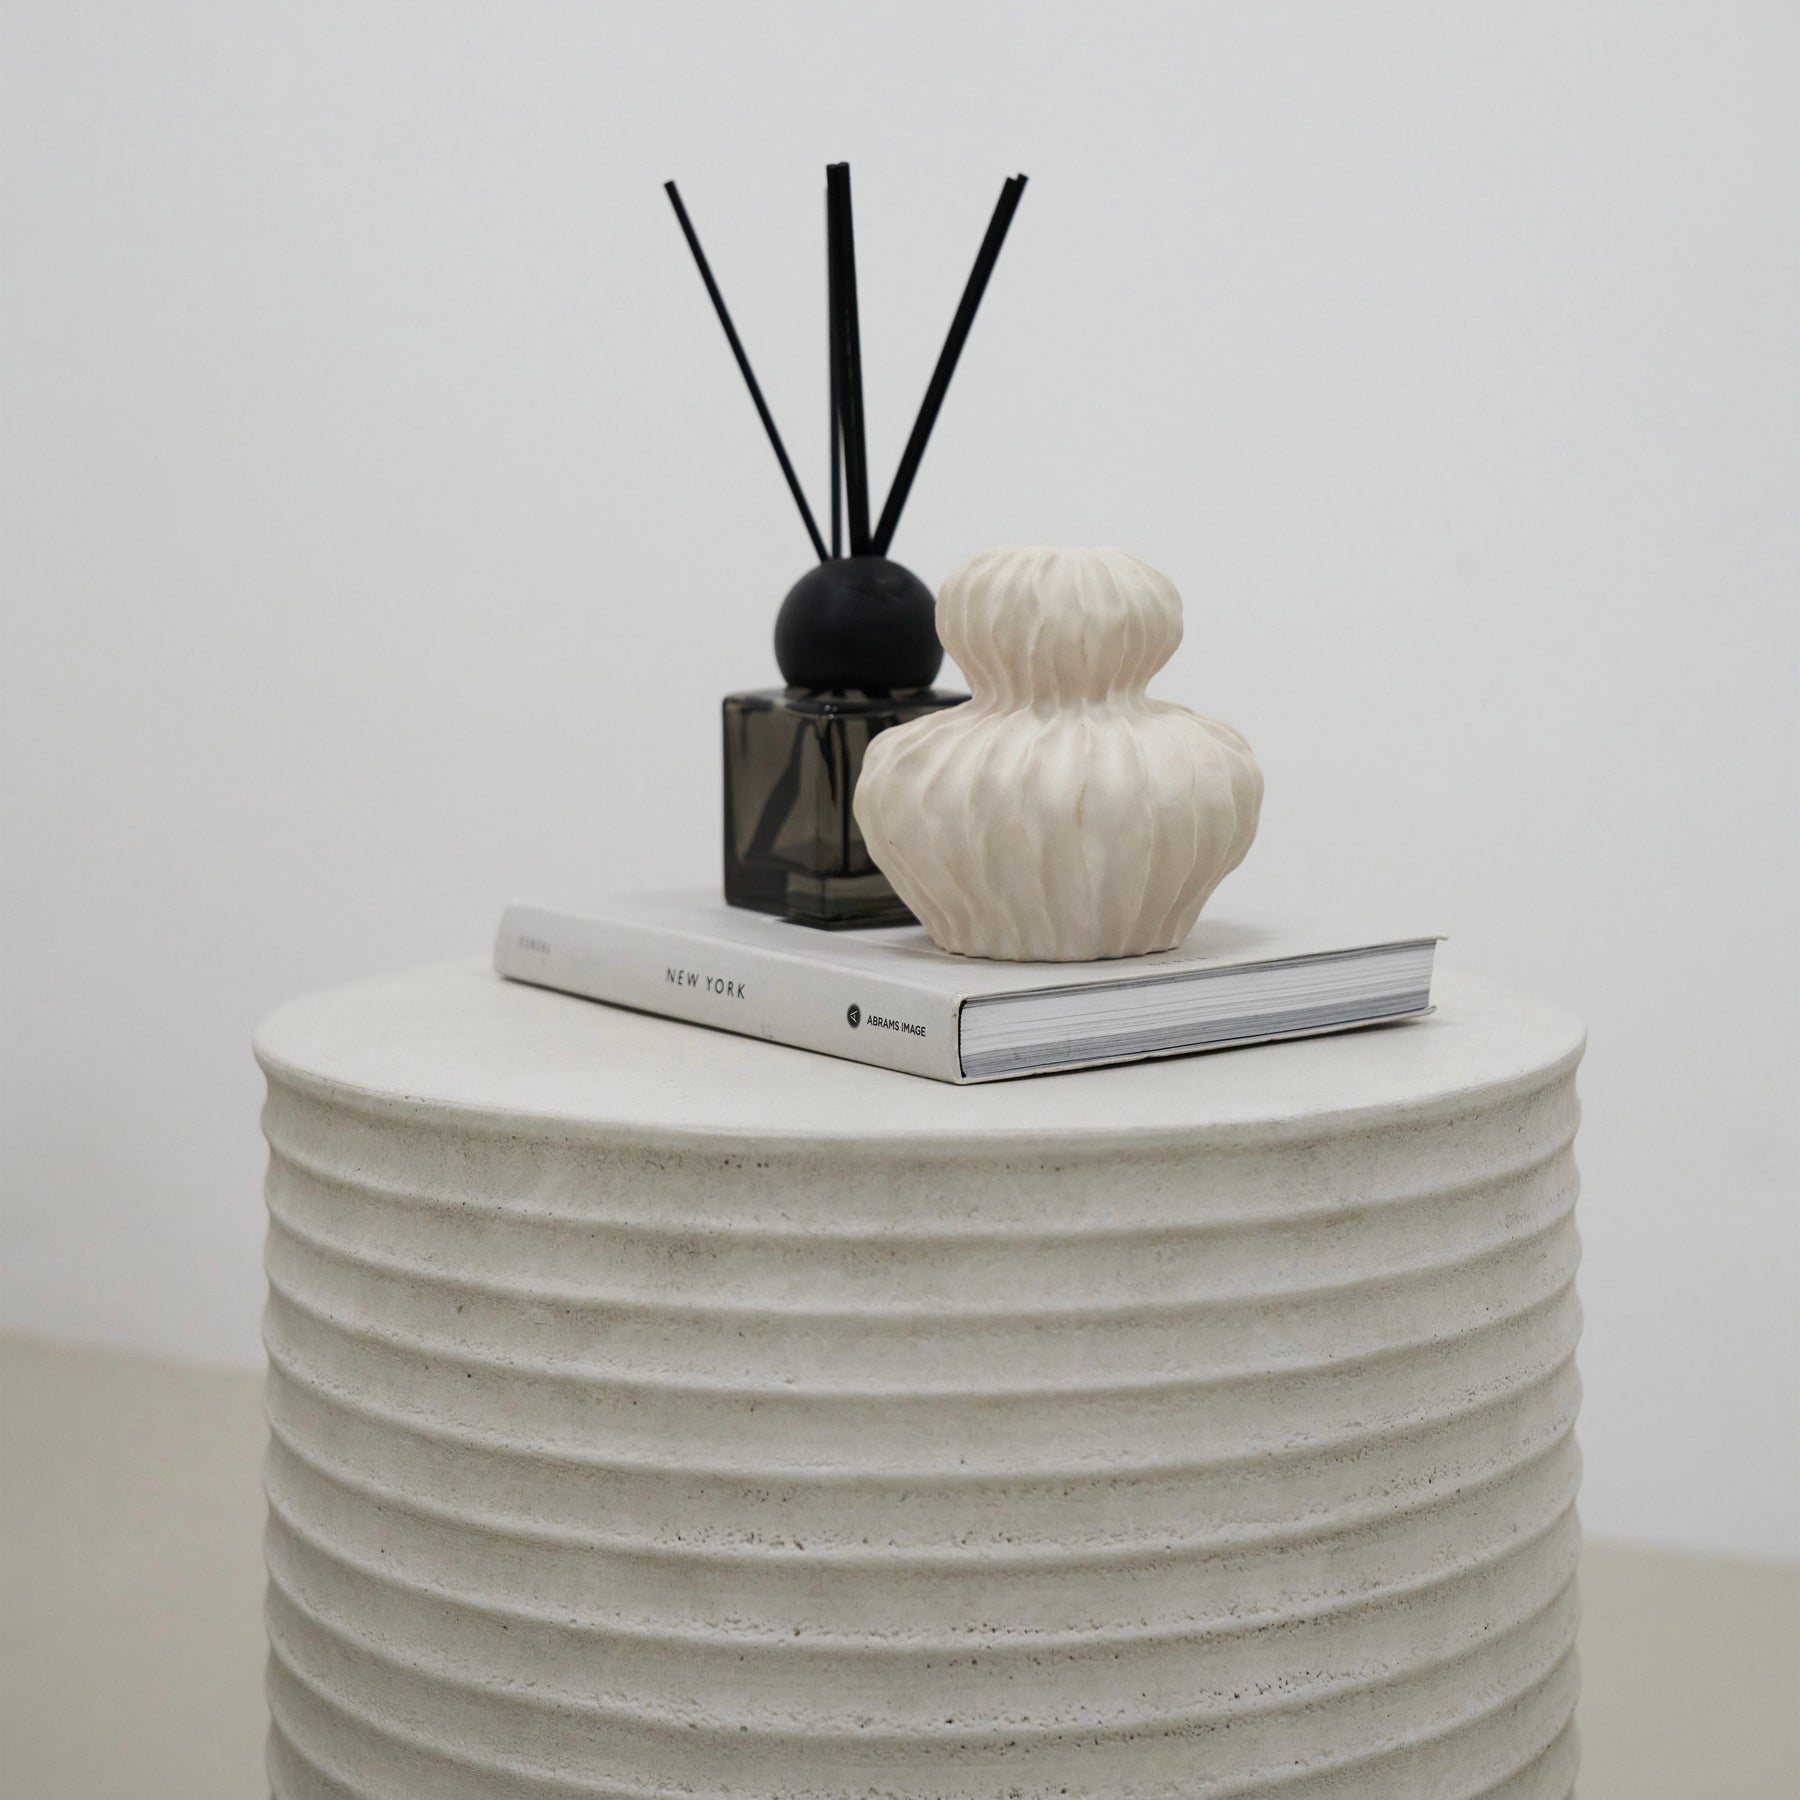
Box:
(3, 0), (1794, 1560)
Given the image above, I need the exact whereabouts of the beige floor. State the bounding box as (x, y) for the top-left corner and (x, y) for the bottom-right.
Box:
(2, 1333), (1795, 1799)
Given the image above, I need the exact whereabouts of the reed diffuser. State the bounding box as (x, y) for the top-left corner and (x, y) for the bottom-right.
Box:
(666, 163), (1026, 927)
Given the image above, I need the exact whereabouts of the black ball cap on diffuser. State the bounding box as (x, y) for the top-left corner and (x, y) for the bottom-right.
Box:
(775, 557), (941, 692)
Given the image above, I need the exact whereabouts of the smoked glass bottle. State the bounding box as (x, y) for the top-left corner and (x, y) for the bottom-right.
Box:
(723, 557), (964, 928)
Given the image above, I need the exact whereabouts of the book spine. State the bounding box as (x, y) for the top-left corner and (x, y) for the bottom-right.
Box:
(493, 904), (966, 1083)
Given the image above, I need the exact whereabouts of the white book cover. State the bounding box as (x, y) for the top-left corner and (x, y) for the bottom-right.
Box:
(495, 890), (1438, 1084)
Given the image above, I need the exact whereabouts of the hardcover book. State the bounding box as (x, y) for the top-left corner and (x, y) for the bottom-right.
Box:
(494, 891), (1437, 1084)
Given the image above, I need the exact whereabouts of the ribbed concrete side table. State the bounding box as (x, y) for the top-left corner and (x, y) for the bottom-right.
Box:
(255, 962), (1585, 1799)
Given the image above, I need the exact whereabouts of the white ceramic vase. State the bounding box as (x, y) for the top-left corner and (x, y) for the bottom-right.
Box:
(854, 545), (1264, 960)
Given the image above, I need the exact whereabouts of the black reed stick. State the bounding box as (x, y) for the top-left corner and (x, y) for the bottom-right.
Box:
(664, 180), (828, 563)
(827, 187), (841, 560)
(872, 174), (1027, 557)
(826, 163), (872, 557)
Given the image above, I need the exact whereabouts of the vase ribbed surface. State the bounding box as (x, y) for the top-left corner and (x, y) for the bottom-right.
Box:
(255, 962), (1584, 1799)
(853, 545), (1265, 961)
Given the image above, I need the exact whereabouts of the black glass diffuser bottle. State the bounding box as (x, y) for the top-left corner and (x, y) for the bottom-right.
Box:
(667, 160), (1025, 926)
(724, 557), (965, 927)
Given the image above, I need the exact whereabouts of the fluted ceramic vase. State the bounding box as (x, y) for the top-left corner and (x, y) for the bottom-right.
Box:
(854, 545), (1264, 960)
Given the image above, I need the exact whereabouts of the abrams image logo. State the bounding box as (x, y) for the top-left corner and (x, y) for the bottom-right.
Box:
(848, 1002), (925, 1039)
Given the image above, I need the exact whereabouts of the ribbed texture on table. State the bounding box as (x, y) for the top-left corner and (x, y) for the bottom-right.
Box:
(258, 1018), (1581, 1799)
